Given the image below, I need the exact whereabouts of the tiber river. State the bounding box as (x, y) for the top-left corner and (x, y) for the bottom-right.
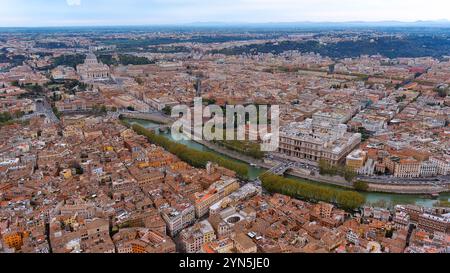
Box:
(126, 118), (450, 209)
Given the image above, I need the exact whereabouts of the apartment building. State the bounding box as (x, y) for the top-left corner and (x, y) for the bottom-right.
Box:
(384, 156), (421, 178)
(346, 149), (367, 171)
(430, 156), (450, 175)
(180, 220), (216, 253)
(161, 203), (195, 236)
(233, 233), (257, 253)
(419, 161), (438, 177)
(193, 177), (240, 218)
(418, 214), (450, 234)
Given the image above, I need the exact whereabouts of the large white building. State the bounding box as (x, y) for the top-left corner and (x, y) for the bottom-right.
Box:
(77, 54), (110, 81)
(312, 110), (356, 128)
(51, 65), (80, 80)
(113, 95), (150, 112)
(430, 156), (450, 176)
(144, 95), (179, 111)
(277, 119), (361, 166)
(419, 161), (438, 177)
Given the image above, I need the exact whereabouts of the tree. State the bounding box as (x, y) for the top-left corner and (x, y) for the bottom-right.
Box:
(70, 161), (84, 175)
(162, 106), (172, 115)
(343, 166), (357, 182)
(52, 54), (86, 69)
(319, 159), (357, 182)
(135, 77), (144, 85)
(13, 110), (25, 119)
(437, 88), (448, 98)
(395, 94), (406, 103)
(118, 54), (153, 65)
(335, 191), (366, 211)
(0, 112), (12, 123)
(354, 181), (369, 191)
(92, 105), (108, 115)
(319, 160), (338, 176)
(131, 124), (249, 178)
(51, 105), (61, 119)
(52, 92), (61, 102)
(204, 98), (217, 105)
(260, 173), (365, 211)
(385, 229), (394, 238)
(357, 127), (372, 142)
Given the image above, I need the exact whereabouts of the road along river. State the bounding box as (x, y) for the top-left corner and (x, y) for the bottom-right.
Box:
(125, 118), (450, 208)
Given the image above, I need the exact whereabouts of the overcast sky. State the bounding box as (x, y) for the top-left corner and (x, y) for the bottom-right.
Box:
(1, 0), (450, 27)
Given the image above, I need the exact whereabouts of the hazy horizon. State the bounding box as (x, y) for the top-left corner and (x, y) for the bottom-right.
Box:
(2, 20), (450, 29)
(1, 0), (450, 27)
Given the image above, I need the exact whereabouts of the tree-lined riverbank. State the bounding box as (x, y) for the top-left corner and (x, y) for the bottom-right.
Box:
(124, 118), (450, 208)
(261, 174), (365, 210)
(132, 124), (249, 178)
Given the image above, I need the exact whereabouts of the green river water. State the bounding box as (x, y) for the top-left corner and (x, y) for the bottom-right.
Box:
(126, 118), (450, 208)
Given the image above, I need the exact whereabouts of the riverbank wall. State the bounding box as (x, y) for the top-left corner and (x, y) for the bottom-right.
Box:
(120, 112), (173, 124)
(126, 117), (450, 196)
(196, 139), (450, 195)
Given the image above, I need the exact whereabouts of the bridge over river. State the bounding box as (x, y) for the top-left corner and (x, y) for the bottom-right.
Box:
(263, 162), (293, 176)
(112, 110), (174, 124)
(259, 161), (447, 196)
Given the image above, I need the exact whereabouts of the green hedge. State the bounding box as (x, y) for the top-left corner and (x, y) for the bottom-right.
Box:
(131, 124), (248, 178)
(261, 174), (365, 210)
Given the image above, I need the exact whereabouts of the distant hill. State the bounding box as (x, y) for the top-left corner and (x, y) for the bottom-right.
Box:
(185, 20), (450, 28)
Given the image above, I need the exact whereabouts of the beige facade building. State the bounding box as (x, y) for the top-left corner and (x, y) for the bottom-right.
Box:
(384, 156), (421, 178)
(277, 119), (361, 166)
(180, 220), (216, 253)
(418, 214), (450, 234)
(346, 149), (367, 171)
(51, 65), (80, 81)
(233, 233), (257, 253)
(113, 95), (150, 112)
(430, 156), (450, 175)
(193, 177), (240, 218)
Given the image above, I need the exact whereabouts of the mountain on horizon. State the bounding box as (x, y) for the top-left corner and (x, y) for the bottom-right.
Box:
(2, 20), (450, 30)
(185, 20), (450, 28)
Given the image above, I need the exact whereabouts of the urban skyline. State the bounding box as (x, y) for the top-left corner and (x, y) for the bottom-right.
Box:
(0, 0), (449, 258)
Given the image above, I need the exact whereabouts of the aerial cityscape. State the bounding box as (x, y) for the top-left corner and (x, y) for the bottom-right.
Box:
(0, 0), (449, 256)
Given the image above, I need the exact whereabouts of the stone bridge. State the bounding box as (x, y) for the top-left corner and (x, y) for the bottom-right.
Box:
(262, 162), (292, 176)
(114, 110), (174, 124)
